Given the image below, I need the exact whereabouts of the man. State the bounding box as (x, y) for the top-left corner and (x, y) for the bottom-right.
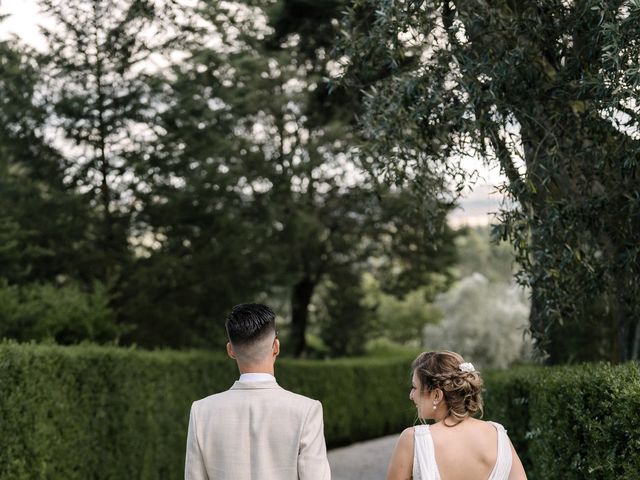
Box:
(184, 303), (331, 480)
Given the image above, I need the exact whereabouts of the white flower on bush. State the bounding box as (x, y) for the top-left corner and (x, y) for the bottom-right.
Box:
(424, 273), (532, 370)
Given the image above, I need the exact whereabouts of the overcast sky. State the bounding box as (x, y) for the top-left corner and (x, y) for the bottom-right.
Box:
(0, 1), (49, 50)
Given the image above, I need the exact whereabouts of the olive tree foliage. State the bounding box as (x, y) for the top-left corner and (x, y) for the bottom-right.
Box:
(339, 1), (640, 362)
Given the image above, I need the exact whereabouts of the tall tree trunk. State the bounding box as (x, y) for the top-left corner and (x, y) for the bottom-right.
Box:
(631, 319), (640, 361)
(613, 278), (629, 362)
(613, 268), (639, 362)
(290, 276), (316, 357)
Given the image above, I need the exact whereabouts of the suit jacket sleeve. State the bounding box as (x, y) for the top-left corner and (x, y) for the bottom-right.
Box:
(185, 402), (209, 480)
(298, 400), (331, 480)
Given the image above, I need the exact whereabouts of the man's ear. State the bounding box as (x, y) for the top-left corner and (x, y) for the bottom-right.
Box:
(226, 342), (236, 360)
(273, 338), (280, 358)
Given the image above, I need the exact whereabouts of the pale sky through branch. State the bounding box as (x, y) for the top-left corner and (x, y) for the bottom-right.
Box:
(0, 0), (50, 51)
(0, 0), (507, 227)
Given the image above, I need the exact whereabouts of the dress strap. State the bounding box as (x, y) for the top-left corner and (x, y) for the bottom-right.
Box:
(413, 425), (441, 480)
(487, 422), (513, 480)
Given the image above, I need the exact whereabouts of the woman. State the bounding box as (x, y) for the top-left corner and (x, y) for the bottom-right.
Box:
(387, 351), (527, 480)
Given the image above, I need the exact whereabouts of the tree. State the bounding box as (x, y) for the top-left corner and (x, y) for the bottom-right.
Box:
(362, 273), (444, 346)
(1, 0), (458, 351)
(313, 270), (376, 356)
(426, 273), (532, 369)
(32, 0), (202, 346)
(453, 226), (516, 284)
(38, 0), (189, 283)
(0, 34), (93, 284)
(151, 0), (459, 355)
(0, 33), (124, 345)
(340, 0), (640, 362)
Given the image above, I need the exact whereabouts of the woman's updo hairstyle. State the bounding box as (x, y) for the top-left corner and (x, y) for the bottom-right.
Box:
(412, 350), (483, 423)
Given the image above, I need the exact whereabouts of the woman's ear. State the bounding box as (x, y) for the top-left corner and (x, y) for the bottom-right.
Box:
(434, 388), (444, 402)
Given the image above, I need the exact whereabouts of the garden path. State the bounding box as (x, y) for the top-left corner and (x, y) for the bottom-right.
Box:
(328, 434), (400, 480)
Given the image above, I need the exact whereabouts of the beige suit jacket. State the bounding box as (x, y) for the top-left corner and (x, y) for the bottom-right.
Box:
(185, 380), (331, 480)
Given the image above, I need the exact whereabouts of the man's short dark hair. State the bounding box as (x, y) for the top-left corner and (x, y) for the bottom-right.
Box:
(225, 303), (276, 346)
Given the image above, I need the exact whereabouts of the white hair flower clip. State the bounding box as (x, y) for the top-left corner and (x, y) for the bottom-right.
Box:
(459, 362), (476, 373)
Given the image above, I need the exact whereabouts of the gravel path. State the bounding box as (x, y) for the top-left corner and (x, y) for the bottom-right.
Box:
(328, 434), (400, 480)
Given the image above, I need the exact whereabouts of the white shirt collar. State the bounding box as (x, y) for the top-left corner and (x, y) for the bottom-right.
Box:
(239, 372), (275, 383)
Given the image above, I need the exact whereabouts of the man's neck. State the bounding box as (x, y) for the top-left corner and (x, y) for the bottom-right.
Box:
(237, 364), (274, 376)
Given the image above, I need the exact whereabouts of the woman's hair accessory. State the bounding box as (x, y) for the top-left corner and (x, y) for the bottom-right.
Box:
(459, 362), (476, 373)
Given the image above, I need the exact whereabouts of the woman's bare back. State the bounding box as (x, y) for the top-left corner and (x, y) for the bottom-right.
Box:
(430, 418), (498, 480)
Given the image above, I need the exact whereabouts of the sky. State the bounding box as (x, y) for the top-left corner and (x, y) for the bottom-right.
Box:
(0, 0), (506, 227)
(0, 0), (49, 50)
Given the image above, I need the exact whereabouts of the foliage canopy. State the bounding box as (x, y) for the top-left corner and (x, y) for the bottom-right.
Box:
(340, 0), (640, 362)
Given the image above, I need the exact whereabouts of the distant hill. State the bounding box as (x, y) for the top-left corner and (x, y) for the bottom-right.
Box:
(448, 183), (506, 228)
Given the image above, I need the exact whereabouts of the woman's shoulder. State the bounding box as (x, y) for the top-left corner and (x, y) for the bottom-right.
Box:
(399, 426), (416, 442)
(395, 426), (419, 453)
(392, 428), (416, 467)
(387, 427), (417, 480)
(475, 419), (509, 437)
(470, 418), (507, 434)
(411, 423), (433, 437)
(485, 420), (507, 431)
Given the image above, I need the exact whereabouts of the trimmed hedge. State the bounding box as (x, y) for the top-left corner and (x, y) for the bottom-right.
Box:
(0, 343), (415, 479)
(484, 362), (640, 480)
(3, 343), (637, 479)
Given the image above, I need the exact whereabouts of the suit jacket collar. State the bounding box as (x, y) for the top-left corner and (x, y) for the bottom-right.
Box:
(230, 379), (282, 390)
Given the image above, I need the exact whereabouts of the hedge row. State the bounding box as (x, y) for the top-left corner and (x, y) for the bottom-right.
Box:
(0, 343), (415, 480)
(484, 362), (640, 480)
(3, 342), (638, 479)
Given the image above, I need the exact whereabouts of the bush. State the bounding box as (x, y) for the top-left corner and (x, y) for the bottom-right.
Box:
(0, 343), (415, 479)
(484, 363), (640, 479)
(0, 280), (122, 344)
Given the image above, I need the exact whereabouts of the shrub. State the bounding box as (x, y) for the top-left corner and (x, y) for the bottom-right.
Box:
(0, 280), (121, 344)
(0, 342), (415, 479)
(484, 363), (640, 479)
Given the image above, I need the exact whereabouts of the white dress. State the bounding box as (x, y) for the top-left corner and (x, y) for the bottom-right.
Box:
(413, 422), (512, 480)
